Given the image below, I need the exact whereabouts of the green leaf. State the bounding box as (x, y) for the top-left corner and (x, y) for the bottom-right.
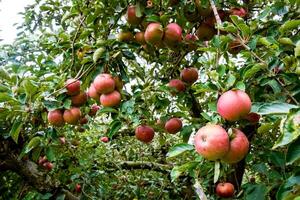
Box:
(286, 136), (300, 165)
(23, 79), (38, 100)
(45, 146), (55, 162)
(295, 41), (300, 57)
(0, 67), (11, 81)
(167, 143), (194, 158)
(243, 64), (265, 80)
(99, 107), (119, 114)
(108, 120), (122, 138)
(170, 162), (198, 182)
(279, 20), (300, 33)
(235, 81), (246, 91)
(25, 137), (41, 153)
(214, 161), (220, 183)
(10, 119), (23, 144)
(0, 92), (14, 102)
(276, 175), (300, 200)
(251, 102), (298, 115)
(243, 183), (267, 200)
(226, 74), (236, 89)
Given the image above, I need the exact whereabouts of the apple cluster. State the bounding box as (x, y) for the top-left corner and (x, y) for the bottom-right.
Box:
(38, 156), (54, 171)
(169, 67), (198, 94)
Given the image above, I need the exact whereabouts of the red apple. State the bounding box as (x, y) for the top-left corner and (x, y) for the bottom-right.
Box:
(230, 7), (247, 18)
(144, 23), (164, 45)
(216, 182), (235, 198)
(100, 90), (121, 107)
(163, 23), (182, 48)
(48, 109), (65, 127)
(93, 73), (115, 94)
(135, 125), (155, 143)
(135, 32), (146, 45)
(71, 91), (88, 106)
(196, 24), (216, 41)
(221, 129), (249, 164)
(165, 118), (182, 134)
(43, 162), (54, 171)
(88, 104), (100, 117)
(63, 107), (81, 125)
(100, 136), (109, 143)
(66, 79), (80, 96)
(59, 137), (66, 145)
(194, 124), (230, 160)
(217, 90), (252, 121)
(75, 183), (81, 193)
(79, 117), (88, 125)
(168, 79), (186, 93)
(126, 5), (142, 25)
(38, 156), (47, 165)
(180, 68), (198, 84)
(88, 84), (100, 101)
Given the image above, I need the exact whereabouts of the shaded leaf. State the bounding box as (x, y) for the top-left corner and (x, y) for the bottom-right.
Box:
(167, 143), (194, 158)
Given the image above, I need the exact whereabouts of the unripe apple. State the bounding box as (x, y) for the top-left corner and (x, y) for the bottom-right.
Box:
(230, 7), (247, 18)
(63, 107), (81, 125)
(66, 79), (80, 96)
(79, 117), (88, 125)
(217, 90), (252, 121)
(168, 79), (186, 93)
(59, 137), (66, 145)
(88, 104), (100, 117)
(184, 34), (198, 51)
(216, 182), (235, 198)
(71, 91), (88, 106)
(100, 90), (121, 107)
(135, 125), (155, 143)
(221, 129), (249, 164)
(126, 5), (142, 25)
(100, 136), (109, 143)
(196, 24), (216, 41)
(93, 73), (115, 94)
(144, 23), (164, 45)
(118, 31), (134, 42)
(48, 109), (65, 127)
(194, 124), (230, 160)
(180, 68), (198, 84)
(75, 183), (81, 193)
(88, 84), (100, 101)
(163, 23), (182, 48)
(135, 32), (146, 45)
(165, 118), (182, 134)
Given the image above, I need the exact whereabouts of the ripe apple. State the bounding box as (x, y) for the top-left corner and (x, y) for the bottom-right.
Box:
(88, 104), (100, 117)
(118, 31), (134, 42)
(184, 34), (198, 51)
(196, 24), (216, 41)
(135, 125), (155, 143)
(135, 32), (146, 45)
(217, 90), (252, 121)
(65, 79), (80, 96)
(144, 23), (164, 45)
(71, 91), (88, 106)
(88, 83), (100, 101)
(75, 183), (81, 193)
(100, 90), (121, 107)
(168, 79), (186, 93)
(126, 5), (142, 25)
(180, 68), (198, 84)
(38, 156), (47, 165)
(163, 23), (182, 48)
(221, 129), (249, 164)
(63, 107), (81, 125)
(216, 182), (235, 198)
(48, 109), (65, 127)
(100, 136), (109, 143)
(93, 73), (115, 94)
(230, 7), (247, 18)
(79, 117), (88, 125)
(165, 118), (182, 134)
(59, 137), (66, 145)
(194, 124), (230, 160)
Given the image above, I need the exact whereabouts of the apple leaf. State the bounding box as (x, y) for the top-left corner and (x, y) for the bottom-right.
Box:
(170, 162), (198, 182)
(108, 120), (122, 139)
(286, 136), (300, 165)
(243, 183), (267, 200)
(251, 102), (299, 115)
(10, 119), (23, 144)
(279, 19), (300, 34)
(167, 143), (194, 158)
(25, 137), (41, 154)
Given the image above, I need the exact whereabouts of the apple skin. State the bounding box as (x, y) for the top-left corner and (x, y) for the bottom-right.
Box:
(144, 23), (164, 45)
(168, 79), (186, 93)
(118, 32), (134, 42)
(88, 104), (100, 117)
(165, 118), (182, 134)
(66, 79), (80, 96)
(163, 23), (182, 48)
(100, 90), (121, 107)
(48, 109), (65, 127)
(221, 129), (249, 164)
(63, 107), (81, 125)
(216, 182), (235, 198)
(88, 84), (100, 101)
(217, 90), (252, 121)
(75, 183), (81, 193)
(43, 162), (54, 171)
(230, 7), (247, 18)
(93, 73), (115, 94)
(71, 91), (88, 106)
(194, 124), (230, 160)
(38, 156), (48, 165)
(135, 125), (155, 143)
(100, 136), (109, 143)
(79, 117), (88, 125)
(126, 5), (142, 25)
(180, 68), (198, 84)
(135, 32), (146, 45)
(196, 24), (216, 41)
(243, 112), (260, 124)
(184, 34), (198, 51)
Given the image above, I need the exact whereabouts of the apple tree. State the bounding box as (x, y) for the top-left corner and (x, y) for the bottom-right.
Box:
(0, 0), (300, 199)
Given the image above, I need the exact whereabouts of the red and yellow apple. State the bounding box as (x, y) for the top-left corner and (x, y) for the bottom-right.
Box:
(135, 125), (155, 143)
(93, 73), (115, 94)
(66, 79), (80, 96)
(63, 107), (81, 125)
(71, 91), (88, 106)
(48, 109), (65, 127)
(100, 90), (121, 107)
(144, 23), (164, 45)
